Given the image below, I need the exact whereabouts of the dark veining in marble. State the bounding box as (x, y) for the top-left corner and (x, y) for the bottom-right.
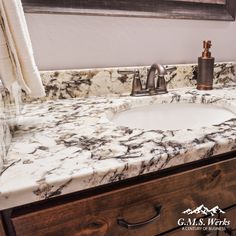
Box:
(21, 62), (235, 102)
(0, 62), (235, 210)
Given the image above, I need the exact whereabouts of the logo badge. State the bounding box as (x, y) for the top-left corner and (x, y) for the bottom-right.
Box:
(182, 204), (225, 216)
(178, 204), (230, 232)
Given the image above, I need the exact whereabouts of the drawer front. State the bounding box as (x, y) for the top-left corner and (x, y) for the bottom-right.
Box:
(0, 215), (5, 236)
(219, 206), (236, 236)
(12, 158), (236, 236)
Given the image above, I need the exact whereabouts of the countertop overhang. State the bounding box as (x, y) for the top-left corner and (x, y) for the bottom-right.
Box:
(1, 85), (236, 210)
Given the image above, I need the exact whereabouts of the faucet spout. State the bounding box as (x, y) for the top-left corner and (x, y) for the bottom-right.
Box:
(146, 64), (167, 92)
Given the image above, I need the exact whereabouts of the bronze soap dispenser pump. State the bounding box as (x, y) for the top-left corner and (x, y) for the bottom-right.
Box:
(197, 40), (215, 90)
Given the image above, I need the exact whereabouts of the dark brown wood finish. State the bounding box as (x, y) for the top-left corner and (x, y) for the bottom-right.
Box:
(22, 0), (236, 21)
(11, 157), (236, 236)
(0, 215), (5, 236)
(166, 214), (220, 236)
(167, 228), (218, 236)
(219, 206), (236, 236)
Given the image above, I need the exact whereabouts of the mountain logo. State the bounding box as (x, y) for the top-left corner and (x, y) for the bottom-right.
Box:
(182, 204), (225, 216)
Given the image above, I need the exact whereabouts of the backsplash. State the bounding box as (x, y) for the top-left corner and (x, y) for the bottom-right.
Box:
(22, 62), (235, 102)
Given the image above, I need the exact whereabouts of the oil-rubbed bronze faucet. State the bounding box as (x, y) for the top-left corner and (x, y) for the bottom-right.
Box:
(118, 64), (168, 97)
(146, 63), (167, 95)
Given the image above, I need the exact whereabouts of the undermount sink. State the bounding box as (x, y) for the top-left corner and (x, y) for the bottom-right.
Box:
(111, 103), (236, 131)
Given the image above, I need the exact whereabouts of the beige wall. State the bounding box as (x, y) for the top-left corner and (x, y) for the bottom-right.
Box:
(25, 14), (236, 70)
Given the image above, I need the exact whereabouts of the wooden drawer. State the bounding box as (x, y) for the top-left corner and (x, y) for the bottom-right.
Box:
(219, 206), (236, 236)
(11, 158), (236, 236)
(0, 215), (5, 236)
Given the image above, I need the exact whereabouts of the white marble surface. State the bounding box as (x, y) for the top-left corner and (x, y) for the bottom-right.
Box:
(0, 85), (236, 210)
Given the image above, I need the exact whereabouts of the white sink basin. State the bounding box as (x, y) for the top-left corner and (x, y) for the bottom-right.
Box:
(111, 103), (236, 130)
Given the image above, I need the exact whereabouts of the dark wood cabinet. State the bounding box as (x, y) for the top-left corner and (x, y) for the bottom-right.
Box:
(219, 206), (236, 236)
(0, 215), (5, 236)
(9, 157), (236, 236)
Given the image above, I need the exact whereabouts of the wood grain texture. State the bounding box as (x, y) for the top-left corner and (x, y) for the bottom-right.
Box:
(11, 157), (236, 236)
(219, 206), (236, 236)
(167, 228), (218, 235)
(0, 215), (5, 236)
(21, 0), (236, 21)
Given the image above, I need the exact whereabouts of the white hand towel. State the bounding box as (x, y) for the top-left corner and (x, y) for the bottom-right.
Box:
(0, 0), (45, 97)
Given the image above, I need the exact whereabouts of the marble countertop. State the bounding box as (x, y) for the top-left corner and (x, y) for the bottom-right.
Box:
(1, 85), (236, 210)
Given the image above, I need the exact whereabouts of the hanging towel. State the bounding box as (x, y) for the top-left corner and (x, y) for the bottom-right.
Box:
(0, 0), (45, 97)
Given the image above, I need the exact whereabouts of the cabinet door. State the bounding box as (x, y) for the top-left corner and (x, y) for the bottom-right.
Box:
(0, 215), (5, 236)
(219, 206), (236, 236)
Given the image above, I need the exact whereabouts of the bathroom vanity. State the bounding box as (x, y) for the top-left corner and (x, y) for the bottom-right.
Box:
(0, 63), (236, 236)
(1, 154), (236, 236)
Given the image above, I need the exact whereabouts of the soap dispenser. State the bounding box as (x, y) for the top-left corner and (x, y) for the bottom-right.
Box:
(197, 40), (215, 90)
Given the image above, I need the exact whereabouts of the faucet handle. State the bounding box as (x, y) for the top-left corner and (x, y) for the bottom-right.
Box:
(117, 69), (144, 96)
(131, 70), (143, 96)
(118, 69), (139, 75)
(133, 69), (140, 79)
(165, 66), (177, 73)
(156, 75), (167, 93)
(155, 66), (176, 93)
